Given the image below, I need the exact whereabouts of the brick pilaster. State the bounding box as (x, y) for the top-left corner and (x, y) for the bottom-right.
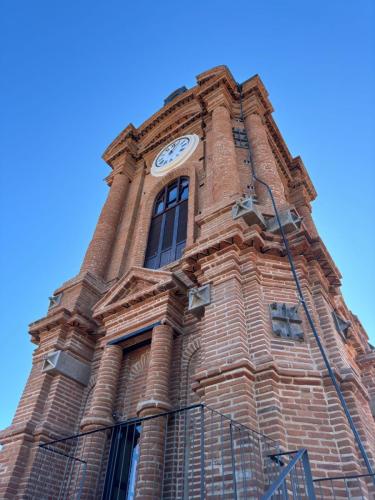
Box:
(81, 344), (123, 430)
(245, 111), (288, 212)
(135, 324), (173, 500)
(210, 105), (241, 204)
(290, 184), (319, 238)
(78, 344), (122, 499)
(81, 169), (130, 278)
(137, 324), (173, 417)
(194, 251), (257, 430)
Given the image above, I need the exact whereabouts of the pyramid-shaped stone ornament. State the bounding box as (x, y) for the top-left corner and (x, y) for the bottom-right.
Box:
(188, 284), (211, 316)
(48, 293), (62, 309)
(266, 209), (302, 234)
(232, 196), (266, 228)
(42, 350), (90, 386)
(332, 311), (351, 341)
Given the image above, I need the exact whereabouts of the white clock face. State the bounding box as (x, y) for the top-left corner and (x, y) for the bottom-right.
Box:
(151, 134), (199, 177)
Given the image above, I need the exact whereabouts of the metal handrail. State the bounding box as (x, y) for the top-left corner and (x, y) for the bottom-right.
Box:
(261, 449), (316, 500)
(38, 402), (277, 448)
(314, 472), (375, 483)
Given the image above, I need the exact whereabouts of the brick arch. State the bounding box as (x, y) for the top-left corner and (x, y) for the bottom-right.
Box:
(132, 163), (198, 268)
(180, 338), (201, 406)
(128, 350), (150, 380)
(120, 350), (150, 419)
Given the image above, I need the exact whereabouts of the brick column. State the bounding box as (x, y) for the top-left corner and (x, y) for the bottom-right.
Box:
(81, 344), (122, 429)
(245, 112), (288, 212)
(290, 184), (319, 238)
(211, 105), (241, 204)
(135, 324), (173, 500)
(80, 344), (122, 499)
(81, 169), (130, 278)
(195, 253), (257, 428)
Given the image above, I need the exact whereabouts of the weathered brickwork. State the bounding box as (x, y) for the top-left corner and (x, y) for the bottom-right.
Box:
(1, 65), (374, 498)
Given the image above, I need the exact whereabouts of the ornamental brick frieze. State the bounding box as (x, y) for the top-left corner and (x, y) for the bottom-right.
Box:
(184, 220), (251, 259)
(29, 307), (97, 345)
(305, 239), (342, 287)
(141, 110), (202, 157)
(102, 123), (138, 166)
(92, 266), (187, 321)
(197, 247), (243, 284)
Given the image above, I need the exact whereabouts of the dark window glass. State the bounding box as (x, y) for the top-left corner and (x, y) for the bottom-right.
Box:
(154, 191), (165, 215)
(167, 183), (178, 207)
(103, 423), (141, 500)
(176, 201), (188, 243)
(145, 215), (162, 258)
(180, 187), (188, 201)
(144, 177), (189, 269)
(162, 210), (175, 250)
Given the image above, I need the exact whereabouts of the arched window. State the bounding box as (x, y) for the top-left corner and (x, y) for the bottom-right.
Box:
(144, 177), (189, 269)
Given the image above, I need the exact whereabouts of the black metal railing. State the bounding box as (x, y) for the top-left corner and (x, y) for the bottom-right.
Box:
(26, 404), (281, 499)
(261, 449), (316, 499)
(24, 403), (375, 499)
(314, 472), (375, 499)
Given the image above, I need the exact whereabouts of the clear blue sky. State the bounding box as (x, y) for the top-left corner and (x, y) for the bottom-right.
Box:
(0, 1), (374, 430)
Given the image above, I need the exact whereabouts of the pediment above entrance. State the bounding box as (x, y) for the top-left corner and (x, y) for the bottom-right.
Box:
(93, 266), (186, 318)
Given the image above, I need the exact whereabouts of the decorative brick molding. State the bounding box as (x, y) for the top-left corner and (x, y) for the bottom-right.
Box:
(2, 66), (375, 497)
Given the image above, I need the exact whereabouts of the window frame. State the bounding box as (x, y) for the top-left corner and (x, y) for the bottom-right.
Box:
(144, 177), (189, 269)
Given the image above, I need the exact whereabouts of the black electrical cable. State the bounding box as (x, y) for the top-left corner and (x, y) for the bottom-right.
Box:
(237, 83), (375, 482)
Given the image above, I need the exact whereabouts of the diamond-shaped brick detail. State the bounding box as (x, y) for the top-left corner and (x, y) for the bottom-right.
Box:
(266, 209), (302, 234)
(232, 196), (266, 228)
(42, 350), (90, 386)
(269, 303), (304, 341)
(188, 284), (211, 316)
(332, 311), (351, 341)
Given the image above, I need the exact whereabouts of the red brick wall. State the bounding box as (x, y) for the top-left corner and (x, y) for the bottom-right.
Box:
(1, 66), (374, 498)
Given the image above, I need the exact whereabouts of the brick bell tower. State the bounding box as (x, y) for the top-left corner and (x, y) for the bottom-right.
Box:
(1, 65), (375, 499)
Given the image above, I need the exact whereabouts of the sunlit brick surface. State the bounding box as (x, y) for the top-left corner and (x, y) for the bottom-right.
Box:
(1, 65), (374, 499)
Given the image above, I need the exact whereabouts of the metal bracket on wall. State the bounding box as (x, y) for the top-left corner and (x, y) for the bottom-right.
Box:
(269, 302), (304, 341)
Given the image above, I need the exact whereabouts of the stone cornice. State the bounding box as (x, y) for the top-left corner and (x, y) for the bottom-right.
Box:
(102, 123), (138, 166)
(101, 66), (316, 201)
(289, 156), (317, 201)
(28, 308), (98, 343)
(54, 270), (108, 297)
(140, 110), (202, 157)
(92, 266), (187, 320)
